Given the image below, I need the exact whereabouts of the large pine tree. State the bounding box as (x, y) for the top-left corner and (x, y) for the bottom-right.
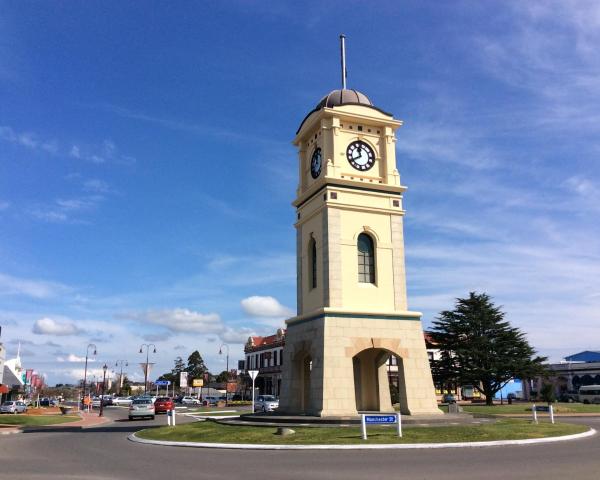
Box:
(185, 350), (208, 379)
(430, 292), (547, 405)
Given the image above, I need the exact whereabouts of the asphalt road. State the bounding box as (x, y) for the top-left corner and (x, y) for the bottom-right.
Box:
(1, 409), (599, 480)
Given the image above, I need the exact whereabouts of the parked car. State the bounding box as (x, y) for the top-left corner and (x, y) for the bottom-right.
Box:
(128, 398), (155, 420)
(154, 397), (174, 414)
(113, 396), (133, 406)
(254, 395), (279, 413)
(181, 396), (201, 406)
(1, 401), (28, 414)
(202, 395), (224, 406)
(442, 394), (457, 404)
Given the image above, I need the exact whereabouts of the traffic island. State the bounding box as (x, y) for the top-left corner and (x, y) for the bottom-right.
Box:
(130, 418), (594, 449)
(0, 415), (81, 427)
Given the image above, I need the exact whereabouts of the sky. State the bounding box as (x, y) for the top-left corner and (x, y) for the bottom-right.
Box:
(1, 1), (599, 385)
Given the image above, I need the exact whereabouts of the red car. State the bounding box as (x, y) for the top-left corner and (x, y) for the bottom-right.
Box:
(154, 397), (174, 414)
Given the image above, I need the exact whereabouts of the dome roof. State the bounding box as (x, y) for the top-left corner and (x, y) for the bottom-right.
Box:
(296, 88), (392, 134)
(316, 89), (373, 109)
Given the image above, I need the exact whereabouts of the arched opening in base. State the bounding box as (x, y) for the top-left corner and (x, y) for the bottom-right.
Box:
(353, 348), (407, 413)
(301, 354), (312, 412)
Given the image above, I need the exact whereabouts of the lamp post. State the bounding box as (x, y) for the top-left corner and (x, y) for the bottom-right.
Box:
(82, 343), (97, 405)
(115, 360), (128, 396)
(99, 364), (108, 417)
(139, 344), (156, 394)
(219, 343), (230, 406)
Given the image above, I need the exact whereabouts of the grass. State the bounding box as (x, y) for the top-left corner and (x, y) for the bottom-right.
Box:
(0, 414), (80, 426)
(460, 402), (600, 415)
(136, 418), (587, 445)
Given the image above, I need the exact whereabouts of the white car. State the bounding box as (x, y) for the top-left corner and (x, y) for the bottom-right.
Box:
(181, 396), (201, 405)
(254, 395), (279, 413)
(128, 398), (155, 420)
(113, 396), (133, 406)
(1, 401), (27, 414)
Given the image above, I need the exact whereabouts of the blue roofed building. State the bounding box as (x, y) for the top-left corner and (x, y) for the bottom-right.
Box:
(524, 351), (600, 401)
(564, 351), (600, 363)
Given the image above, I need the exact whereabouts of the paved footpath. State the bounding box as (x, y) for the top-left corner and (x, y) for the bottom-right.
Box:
(1, 409), (600, 480)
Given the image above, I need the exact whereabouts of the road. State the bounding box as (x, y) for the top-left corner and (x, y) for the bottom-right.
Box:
(1, 408), (599, 480)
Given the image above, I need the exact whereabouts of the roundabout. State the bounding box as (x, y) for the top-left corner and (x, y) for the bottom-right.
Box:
(1, 408), (599, 480)
(129, 414), (593, 450)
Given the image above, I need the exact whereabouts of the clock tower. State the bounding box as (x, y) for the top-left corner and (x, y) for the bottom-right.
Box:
(277, 38), (440, 417)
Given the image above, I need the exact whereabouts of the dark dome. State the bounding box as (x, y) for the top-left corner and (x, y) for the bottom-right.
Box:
(296, 88), (393, 134)
(315, 89), (373, 109)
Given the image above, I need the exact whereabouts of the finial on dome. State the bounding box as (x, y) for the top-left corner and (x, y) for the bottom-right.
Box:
(340, 34), (347, 90)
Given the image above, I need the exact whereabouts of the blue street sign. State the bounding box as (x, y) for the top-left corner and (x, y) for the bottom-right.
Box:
(155, 380), (171, 386)
(364, 415), (397, 424)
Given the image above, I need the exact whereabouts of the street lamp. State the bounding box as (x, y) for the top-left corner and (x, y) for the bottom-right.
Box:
(139, 344), (156, 394)
(219, 343), (230, 406)
(115, 360), (128, 396)
(99, 364), (108, 417)
(82, 343), (97, 405)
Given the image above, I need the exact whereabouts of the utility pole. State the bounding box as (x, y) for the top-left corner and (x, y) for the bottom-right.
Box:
(219, 343), (230, 406)
(139, 344), (156, 394)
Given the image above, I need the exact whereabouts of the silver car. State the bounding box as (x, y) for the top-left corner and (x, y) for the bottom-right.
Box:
(113, 396), (133, 406)
(1, 401), (27, 414)
(128, 398), (155, 420)
(254, 395), (279, 413)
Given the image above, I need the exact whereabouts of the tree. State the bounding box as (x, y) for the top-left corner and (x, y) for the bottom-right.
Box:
(185, 350), (208, 379)
(215, 370), (229, 383)
(157, 356), (187, 384)
(430, 292), (547, 406)
(121, 375), (132, 396)
(172, 356), (185, 376)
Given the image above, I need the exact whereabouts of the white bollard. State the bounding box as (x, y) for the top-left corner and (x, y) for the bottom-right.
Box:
(167, 410), (171, 426)
(361, 414), (367, 440)
(396, 412), (402, 438)
(532, 404), (538, 424)
(172, 408), (176, 426)
(549, 405), (554, 424)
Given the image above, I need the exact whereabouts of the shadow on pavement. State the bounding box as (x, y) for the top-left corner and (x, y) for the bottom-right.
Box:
(23, 423), (161, 435)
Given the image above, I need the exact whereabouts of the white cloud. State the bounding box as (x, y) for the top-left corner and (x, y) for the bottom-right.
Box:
(0, 273), (70, 299)
(221, 326), (257, 344)
(56, 354), (91, 363)
(83, 179), (110, 193)
(32, 317), (84, 336)
(70, 145), (81, 158)
(241, 296), (293, 318)
(29, 195), (105, 224)
(124, 308), (224, 334)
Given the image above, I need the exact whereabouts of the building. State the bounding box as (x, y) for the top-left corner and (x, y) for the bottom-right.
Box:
(1, 346), (25, 400)
(524, 351), (600, 400)
(0, 341), (6, 401)
(244, 329), (285, 396)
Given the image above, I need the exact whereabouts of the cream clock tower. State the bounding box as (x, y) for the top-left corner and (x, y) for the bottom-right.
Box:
(277, 38), (440, 417)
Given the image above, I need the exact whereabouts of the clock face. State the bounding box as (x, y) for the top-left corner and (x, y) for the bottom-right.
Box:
(310, 147), (322, 179)
(346, 141), (375, 171)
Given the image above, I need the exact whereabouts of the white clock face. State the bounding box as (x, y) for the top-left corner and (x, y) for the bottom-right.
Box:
(346, 141), (375, 171)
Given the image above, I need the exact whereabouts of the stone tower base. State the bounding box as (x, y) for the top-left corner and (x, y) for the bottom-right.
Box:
(278, 310), (441, 417)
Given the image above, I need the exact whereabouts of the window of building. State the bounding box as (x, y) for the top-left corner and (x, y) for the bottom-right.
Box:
(357, 233), (375, 283)
(255, 354), (258, 369)
(309, 237), (317, 289)
(280, 349), (284, 365)
(274, 350), (278, 366)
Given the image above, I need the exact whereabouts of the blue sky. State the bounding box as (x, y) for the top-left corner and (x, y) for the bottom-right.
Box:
(1, 1), (599, 384)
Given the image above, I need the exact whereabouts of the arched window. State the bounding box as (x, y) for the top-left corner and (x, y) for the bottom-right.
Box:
(309, 237), (317, 289)
(357, 233), (375, 283)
